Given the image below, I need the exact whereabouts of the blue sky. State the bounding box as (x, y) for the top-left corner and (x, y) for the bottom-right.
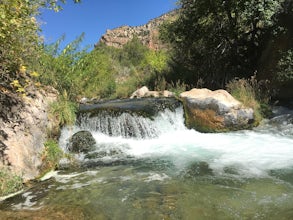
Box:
(39, 0), (178, 50)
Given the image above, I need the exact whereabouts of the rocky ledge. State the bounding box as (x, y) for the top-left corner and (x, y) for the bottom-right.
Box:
(78, 97), (181, 119)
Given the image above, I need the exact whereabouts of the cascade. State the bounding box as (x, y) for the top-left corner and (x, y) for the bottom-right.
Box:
(76, 107), (185, 139)
(2, 104), (293, 219)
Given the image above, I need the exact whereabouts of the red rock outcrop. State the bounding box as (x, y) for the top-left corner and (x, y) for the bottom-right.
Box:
(97, 10), (178, 50)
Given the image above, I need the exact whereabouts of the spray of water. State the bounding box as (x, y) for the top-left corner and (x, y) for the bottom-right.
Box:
(59, 107), (293, 177)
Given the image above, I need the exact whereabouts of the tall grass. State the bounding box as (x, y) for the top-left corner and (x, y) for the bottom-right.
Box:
(49, 90), (77, 127)
(41, 139), (63, 172)
(0, 167), (23, 197)
(226, 76), (271, 124)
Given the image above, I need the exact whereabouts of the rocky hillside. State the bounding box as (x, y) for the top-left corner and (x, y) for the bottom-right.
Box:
(97, 10), (178, 50)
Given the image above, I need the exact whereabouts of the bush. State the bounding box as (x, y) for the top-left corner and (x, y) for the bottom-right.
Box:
(0, 167), (23, 197)
(276, 49), (293, 83)
(226, 76), (271, 124)
(49, 91), (77, 127)
(0, 0), (40, 88)
(41, 139), (63, 171)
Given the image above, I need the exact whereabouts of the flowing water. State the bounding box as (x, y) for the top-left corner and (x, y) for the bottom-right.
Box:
(1, 106), (293, 219)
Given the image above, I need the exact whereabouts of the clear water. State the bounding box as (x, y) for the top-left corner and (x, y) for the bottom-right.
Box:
(1, 107), (293, 219)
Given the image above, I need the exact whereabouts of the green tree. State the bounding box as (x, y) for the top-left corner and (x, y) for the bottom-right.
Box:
(0, 0), (40, 87)
(118, 36), (149, 66)
(38, 34), (87, 99)
(0, 0), (80, 91)
(161, 0), (285, 88)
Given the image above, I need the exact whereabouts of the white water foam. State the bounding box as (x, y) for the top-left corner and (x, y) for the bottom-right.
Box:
(59, 107), (293, 177)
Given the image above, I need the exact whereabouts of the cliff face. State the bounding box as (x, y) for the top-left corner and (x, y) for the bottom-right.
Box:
(0, 86), (58, 180)
(97, 10), (178, 50)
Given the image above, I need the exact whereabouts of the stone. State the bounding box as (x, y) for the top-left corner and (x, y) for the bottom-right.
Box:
(78, 97), (181, 118)
(180, 88), (254, 132)
(130, 86), (175, 99)
(67, 131), (96, 153)
(145, 91), (160, 98)
(0, 86), (59, 180)
(130, 86), (149, 98)
(163, 90), (175, 98)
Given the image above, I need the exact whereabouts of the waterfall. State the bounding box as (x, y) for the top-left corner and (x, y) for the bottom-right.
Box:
(59, 105), (293, 177)
(76, 107), (186, 139)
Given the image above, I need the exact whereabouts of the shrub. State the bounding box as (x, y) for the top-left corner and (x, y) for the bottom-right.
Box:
(0, 167), (23, 197)
(276, 49), (293, 83)
(41, 139), (63, 171)
(49, 91), (77, 127)
(226, 76), (271, 124)
(0, 0), (40, 88)
(168, 80), (188, 97)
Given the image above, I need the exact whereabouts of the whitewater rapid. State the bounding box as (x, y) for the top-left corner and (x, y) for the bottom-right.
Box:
(59, 107), (293, 178)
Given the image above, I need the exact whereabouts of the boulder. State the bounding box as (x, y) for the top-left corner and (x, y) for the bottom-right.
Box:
(67, 131), (96, 153)
(180, 88), (254, 132)
(130, 86), (149, 98)
(130, 86), (175, 99)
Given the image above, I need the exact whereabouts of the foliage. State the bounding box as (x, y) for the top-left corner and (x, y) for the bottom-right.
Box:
(0, 0), (81, 91)
(276, 49), (293, 83)
(118, 37), (149, 66)
(142, 50), (169, 73)
(226, 76), (271, 123)
(38, 34), (88, 99)
(161, 0), (285, 88)
(0, 167), (23, 197)
(0, 0), (40, 88)
(41, 139), (63, 171)
(72, 44), (116, 99)
(38, 35), (170, 100)
(168, 80), (188, 97)
(49, 91), (77, 127)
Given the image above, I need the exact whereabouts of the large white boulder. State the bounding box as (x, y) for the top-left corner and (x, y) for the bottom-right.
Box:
(180, 88), (254, 132)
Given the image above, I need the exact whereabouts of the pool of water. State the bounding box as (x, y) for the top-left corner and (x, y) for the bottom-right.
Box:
(1, 107), (293, 219)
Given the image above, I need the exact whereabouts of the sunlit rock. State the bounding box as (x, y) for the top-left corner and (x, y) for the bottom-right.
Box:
(97, 11), (178, 50)
(180, 88), (254, 132)
(130, 86), (175, 99)
(130, 86), (149, 98)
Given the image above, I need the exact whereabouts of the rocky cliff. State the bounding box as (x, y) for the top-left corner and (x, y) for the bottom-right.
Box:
(97, 10), (178, 50)
(0, 86), (58, 180)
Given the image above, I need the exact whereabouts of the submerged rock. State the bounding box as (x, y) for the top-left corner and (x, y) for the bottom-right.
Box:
(180, 88), (254, 132)
(67, 131), (96, 153)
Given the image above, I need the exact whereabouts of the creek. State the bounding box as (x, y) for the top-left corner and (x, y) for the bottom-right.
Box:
(1, 102), (293, 219)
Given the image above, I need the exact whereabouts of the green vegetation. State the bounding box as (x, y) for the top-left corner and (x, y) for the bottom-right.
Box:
(226, 78), (262, 124)
(160, 0), (293, 99)
(0, 167), (23, 197)
(0, 0), (81, 92)
(0, 0), (40, 89)
(41, 139), (63, 172)
(0, 0), (292, 198)
(49, 91), (77, 127)
(37, 36), (170, 100)
(276, 49), (293, 83)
